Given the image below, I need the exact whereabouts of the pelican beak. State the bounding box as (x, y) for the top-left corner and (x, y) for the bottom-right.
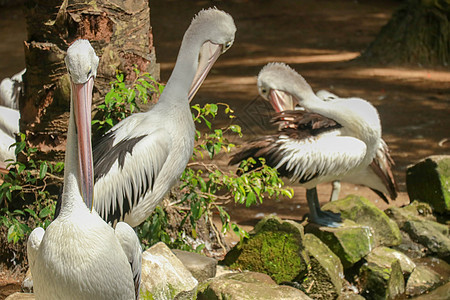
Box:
(72, 77), (95, 210)
(269, 89), (295, 112)
(188, 41), (223, 102)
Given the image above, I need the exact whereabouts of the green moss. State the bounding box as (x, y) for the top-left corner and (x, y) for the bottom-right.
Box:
(223, 217), (308, 284)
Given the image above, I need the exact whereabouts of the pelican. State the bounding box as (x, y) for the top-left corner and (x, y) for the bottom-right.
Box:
(91, 8), (236, 227)
(0, 68), (24, 110)
(27, 40), (141, 300)
(314, 89), (397, 202)
(0, 105), (20, 170)
(230, 63), (397, 227)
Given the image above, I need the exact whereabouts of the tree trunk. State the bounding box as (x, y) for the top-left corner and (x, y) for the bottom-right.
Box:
(359, 0), (449, 67)
(20, 0), (159, 161)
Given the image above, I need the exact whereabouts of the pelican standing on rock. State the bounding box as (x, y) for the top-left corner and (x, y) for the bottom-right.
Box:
(27, 40), (141, 300)
(230, 63), (397, 227)
(92, 8), (236, 227)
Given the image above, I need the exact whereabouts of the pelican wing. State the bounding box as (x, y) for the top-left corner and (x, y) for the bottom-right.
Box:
(370, 139), (398, 200)
(93, 126), (171, 225)
(115, 222), (142, 300)
(231, 133), (367, 184)
(27, 227), (45, 268)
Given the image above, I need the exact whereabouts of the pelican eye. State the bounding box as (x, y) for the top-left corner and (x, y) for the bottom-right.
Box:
(223, 41), (232, 52)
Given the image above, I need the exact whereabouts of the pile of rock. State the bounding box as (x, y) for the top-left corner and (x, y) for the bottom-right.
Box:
(7, 155), (450, 299)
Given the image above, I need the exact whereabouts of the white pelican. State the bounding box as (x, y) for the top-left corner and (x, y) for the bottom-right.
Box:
(27, 40), (141, 300)
(230, 62), (397, 227)
(91, 8), (236, 227)
(0, 68), (24, 110)
(0, 105), (20, 170)
(314, 89), (398, 202)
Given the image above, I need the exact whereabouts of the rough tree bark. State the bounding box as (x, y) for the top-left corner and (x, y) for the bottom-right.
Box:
(359, 0), (449, 67)
(21, 0), (159, 161)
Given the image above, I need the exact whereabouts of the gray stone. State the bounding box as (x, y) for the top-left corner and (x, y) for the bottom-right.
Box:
(222, 216), (309, 284)
(5, 293), (35, 300)
(403, 220), (450, 258)
(411, 281), (450, 300)
(366, 246), (416, 275)
(385, 200), (436, 229)
(336, 294), (365, 300)
(302, 233), (344, 299)
(322, 195), (402, 247)
(172, 249), (217, 283)
(406, 155), (450, 214)
(405, 265), (442, 296)
(197, 271), (312, 300)
(140, 242), (198, 300)
(306, 219), (375, 268)
(359, 259), (405, 299)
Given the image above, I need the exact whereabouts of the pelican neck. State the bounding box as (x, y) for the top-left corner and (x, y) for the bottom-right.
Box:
(160, 29), (204, 104)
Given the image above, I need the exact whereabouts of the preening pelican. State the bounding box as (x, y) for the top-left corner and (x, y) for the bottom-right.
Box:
(92, 8), (236, 227)
(314, 89), (397, 202)
(27, 40), (141, 300)
(230, 63), (397, 227)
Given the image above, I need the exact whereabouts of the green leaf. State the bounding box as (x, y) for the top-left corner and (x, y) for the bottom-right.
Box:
(38, 207), (52, 218)
(39, 162), (48, 179)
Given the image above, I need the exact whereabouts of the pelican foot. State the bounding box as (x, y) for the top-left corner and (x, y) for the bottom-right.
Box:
(310, 210), (342, 228)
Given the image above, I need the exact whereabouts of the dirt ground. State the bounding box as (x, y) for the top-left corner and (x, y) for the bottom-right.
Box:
(0, 0), (449, 297)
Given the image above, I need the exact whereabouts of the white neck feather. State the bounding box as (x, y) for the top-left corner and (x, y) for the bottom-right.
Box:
(59, 97), (84, 216)
(158, 28), (202, 106)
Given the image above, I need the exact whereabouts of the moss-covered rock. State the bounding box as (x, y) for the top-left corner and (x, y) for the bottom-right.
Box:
(359, 259), (405, 300)
(366, 246), (416, 276)
(302, 234), (344, 299)
(406, 155), (450, 214)
(306, 220), (375, 268)
(405, 265), (441, 297)
(222, 216), (309, 284)
(403, 220), (450, 259)
(322, 195), (402, 247)
(410, 281), (450, 300)
(197, 272), (312, 300)
(385, 201), (436, 229)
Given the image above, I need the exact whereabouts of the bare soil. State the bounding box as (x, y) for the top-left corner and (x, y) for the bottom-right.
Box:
(0, 0), (449, 298)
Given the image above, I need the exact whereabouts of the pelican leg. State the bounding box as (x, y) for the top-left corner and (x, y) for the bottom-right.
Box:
(306, 188), (342, 227)
(329, 180), (341, 201)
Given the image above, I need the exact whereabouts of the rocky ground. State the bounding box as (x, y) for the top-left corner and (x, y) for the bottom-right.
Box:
(0, 0), (449, 299)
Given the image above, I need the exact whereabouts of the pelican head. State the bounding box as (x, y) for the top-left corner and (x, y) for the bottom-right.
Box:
(65, 39), (99, 209)
(187, 8), (236, 100)
(257, 62), (316, 112)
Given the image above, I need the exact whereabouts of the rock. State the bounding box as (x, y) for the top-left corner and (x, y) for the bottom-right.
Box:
(197, 271), (312, 300)
(403, 220), (450, 259)
(366, 246), (416, 276)
(406, 155), (450, 214)
(306, 220), (375, 268)
(140, 242), (198, 300)
(394, 230), (428, 259)
(405, 265), (441, 296)
(222, 216), (309, 284)
(322, 195), (402, 247)
(359, 259), (405, 299)
(5, 293), (34, 300)
(172, 249), (217, 283)
(385, 201), (436, 229)
(215, 265), (239, 277)
(411, 281), (450, 300)
(336, 294), (365, 300)
(302, 234), (344, 299)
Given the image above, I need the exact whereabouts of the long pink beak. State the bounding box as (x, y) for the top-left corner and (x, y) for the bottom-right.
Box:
(268, 89), (295, 112)
(72, 77), (94, 210)
(188, 42), (223, 102)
